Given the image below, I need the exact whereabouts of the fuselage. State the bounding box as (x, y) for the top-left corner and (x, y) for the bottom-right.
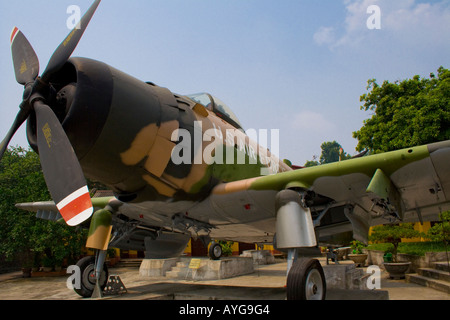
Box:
(26, 57), (291, 222)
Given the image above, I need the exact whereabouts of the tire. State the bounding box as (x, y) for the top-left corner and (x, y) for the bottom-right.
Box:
(73, 256), (109, 298)
(208, 242), (223, 260)
(286, 258), (326, 300)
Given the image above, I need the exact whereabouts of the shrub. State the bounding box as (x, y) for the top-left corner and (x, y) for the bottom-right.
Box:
(369, 223), (423, 262)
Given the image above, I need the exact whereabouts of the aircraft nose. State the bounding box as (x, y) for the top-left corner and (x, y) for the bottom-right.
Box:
(28, 58), (185, 200)
(59, 59), (182, 195)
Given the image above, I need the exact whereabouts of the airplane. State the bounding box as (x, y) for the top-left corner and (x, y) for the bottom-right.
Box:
(1, 0), (450, 300)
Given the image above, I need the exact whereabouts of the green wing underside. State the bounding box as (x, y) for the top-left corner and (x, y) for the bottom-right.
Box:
(214, 140), (450, 227)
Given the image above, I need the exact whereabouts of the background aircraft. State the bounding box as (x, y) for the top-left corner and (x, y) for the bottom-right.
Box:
(1, 0), (449, 300)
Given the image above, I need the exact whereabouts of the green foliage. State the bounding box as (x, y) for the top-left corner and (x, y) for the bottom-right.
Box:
(426, 211), (450, 244)
(0, 147), (87, 267)
(319, 141), (351, 164)
(304, 141), (351, 167)
(367, 242), (448, 257)
(218, 241), (234, 256)
(350, 240), (366, 254)
(353, 67), (450, 153)
(369, 223), (423, 262)
(304, 160), (320, 168)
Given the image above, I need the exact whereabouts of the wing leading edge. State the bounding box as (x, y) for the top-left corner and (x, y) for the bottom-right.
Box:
(16, 197), (114, 222)
(213, 140), (450, 239)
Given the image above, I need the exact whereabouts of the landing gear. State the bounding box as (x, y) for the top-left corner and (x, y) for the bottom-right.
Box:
(275, 189), (327, 300)
(208, 241), (223, 260)
(287, 258), (326, 300)
(74, 256), (109, 298)
(81, 207), (113, 298)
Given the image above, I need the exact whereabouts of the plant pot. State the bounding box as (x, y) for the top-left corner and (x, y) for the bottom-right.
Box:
(383, 262), (411, 279)
(348, 254), (368, 267)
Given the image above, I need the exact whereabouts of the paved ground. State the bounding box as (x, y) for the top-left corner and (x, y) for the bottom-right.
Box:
(0, 259), (448, 300)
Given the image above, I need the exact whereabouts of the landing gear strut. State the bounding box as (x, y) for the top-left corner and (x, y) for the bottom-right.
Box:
(76, 207), (113, 298)
(275, 189), (327, 300)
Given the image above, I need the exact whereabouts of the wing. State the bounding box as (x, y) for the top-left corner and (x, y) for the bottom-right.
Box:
(212, 140), (450, 242)
(16, 197), (113, 222)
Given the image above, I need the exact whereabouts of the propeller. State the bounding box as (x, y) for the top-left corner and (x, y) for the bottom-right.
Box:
(0, 0), (101, 226)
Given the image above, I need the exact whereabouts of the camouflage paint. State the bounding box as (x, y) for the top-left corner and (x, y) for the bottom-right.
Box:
(37, 57), (291, 205)
(86, 208), (112, 250)
(213, 144), (431, 195)
(23, 56), (450, 247)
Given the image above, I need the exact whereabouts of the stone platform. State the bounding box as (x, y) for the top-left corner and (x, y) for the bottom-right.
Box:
(323, 262), (370, 290)
(139, 257), (254, 281)
(240, 250), (276, 265)
(139, 254), (371, 289)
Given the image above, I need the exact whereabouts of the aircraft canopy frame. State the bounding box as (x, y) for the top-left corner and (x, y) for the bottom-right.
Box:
(187, 93), (244, 130)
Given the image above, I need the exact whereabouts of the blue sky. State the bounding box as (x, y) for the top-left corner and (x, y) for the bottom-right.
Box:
(0, 0), (449, 165)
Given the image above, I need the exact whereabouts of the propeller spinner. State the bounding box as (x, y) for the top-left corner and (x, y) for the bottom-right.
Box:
(0, 0), (101, 226)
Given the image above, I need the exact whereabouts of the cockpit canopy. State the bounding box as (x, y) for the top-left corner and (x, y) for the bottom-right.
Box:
(187, 93), (244, 130)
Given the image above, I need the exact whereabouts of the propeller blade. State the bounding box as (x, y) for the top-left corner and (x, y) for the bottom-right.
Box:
(34, 101), (93, 226)
(10, 27), (40, 85)
(41, 0), (101, 83)
(0, 104), (30, 160)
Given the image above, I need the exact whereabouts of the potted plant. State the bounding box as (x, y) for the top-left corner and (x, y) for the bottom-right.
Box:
(218, 241), (234, 257)
(369, 223), (423, 279)
(348, 240), (368, 267)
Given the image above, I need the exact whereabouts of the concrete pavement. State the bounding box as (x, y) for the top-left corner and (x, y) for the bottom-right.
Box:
(0, 259), (448, 300)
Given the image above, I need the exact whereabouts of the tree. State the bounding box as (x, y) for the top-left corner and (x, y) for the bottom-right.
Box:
(319, 141), (351, 164)
(353, 67), (450, 153)
(304, 160), (320, 168)
(0, 147), (86, 269)
(303, 141), (351, 167)
(0, 147), (48, 266)
(426, 211), (450, 245)
(369, 223), (423, 262)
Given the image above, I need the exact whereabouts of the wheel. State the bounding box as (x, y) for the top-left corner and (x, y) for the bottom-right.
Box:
(208, 241), (223, 260)
(287, 258), (326, 300)
(73, 256), (109, 298)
